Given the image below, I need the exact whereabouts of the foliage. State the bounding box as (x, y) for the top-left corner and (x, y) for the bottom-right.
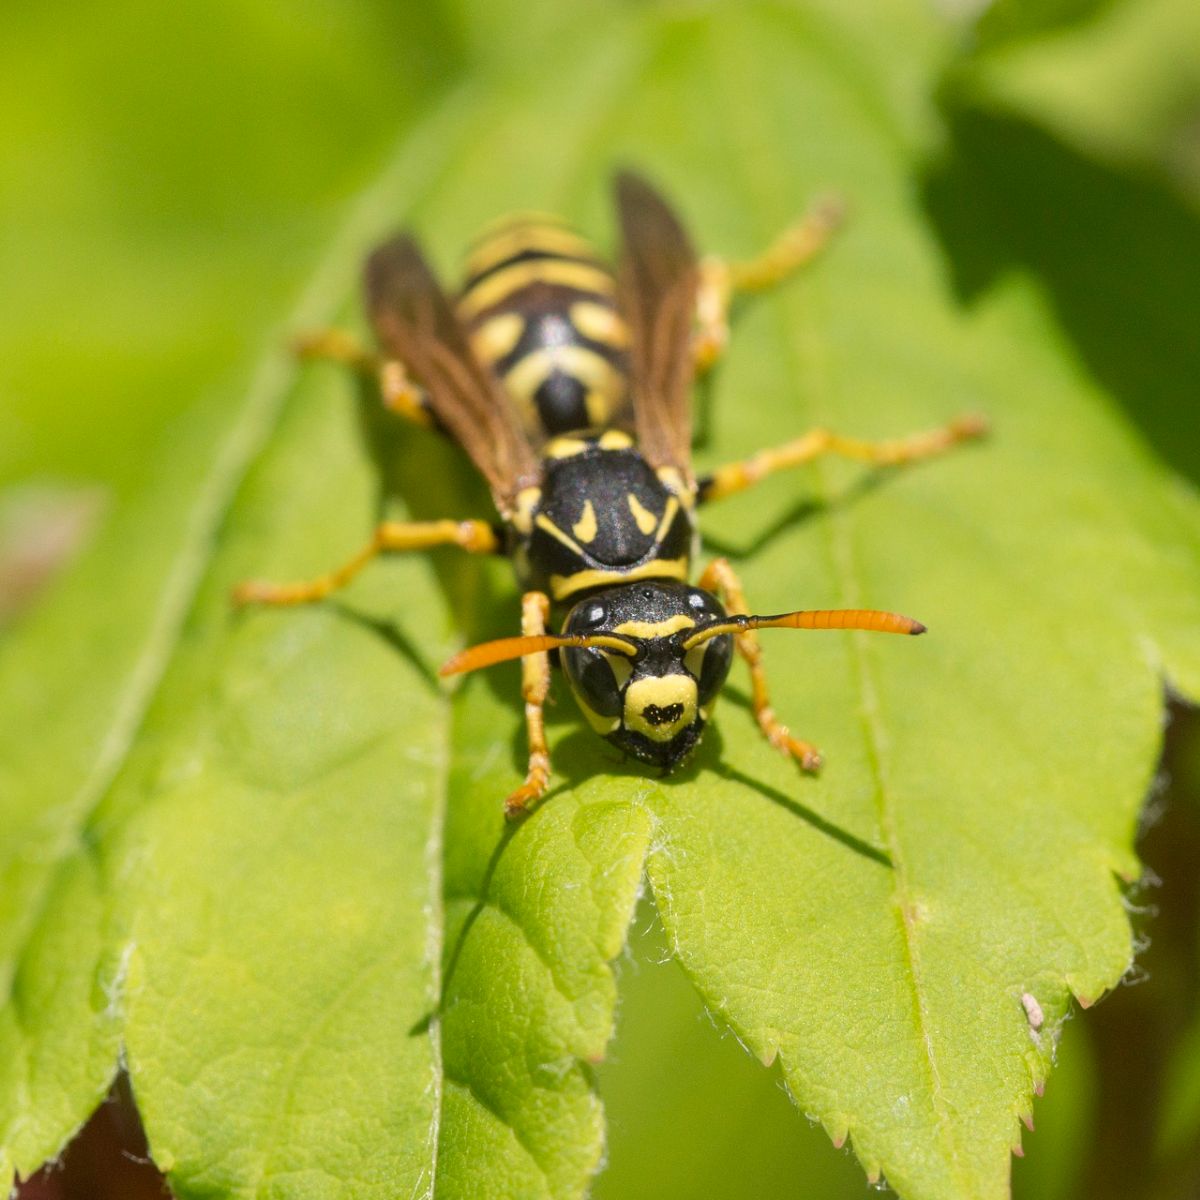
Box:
(2, 1), (1199, 1198)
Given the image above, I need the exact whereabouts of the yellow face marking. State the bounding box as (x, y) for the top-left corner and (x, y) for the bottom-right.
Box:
(542, 435), (592, 460)
(684, 643), (708, 680)
(627, 493), (659, 536)
(623, 674), (698, 742)
(468, 311), (525, 363)
(570, 300), (630, 348)
(613, 615), (696, 639)
(572, 499), (598, 544)
(465, 223), (595, 277)
(598, 429), (634, 450)
(535, 513), (583, 553)
(573, 693), (621, 735)
(459, 259), (615, 319)
(549, 557), (689, 601)
(605, 652), (632, 690)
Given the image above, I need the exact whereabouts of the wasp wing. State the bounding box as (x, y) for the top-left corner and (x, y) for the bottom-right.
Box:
(365, 234), (540, 515)
(614, 171), (700, 481)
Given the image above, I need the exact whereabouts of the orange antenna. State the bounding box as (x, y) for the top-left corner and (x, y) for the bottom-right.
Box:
(681, 608), (926, 650)
(440, 632), (638, 677)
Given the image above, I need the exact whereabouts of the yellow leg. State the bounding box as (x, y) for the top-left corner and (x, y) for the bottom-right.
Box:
(292, 327), (434, 430)
(232, 519), (499, 607)
(693, 194), (845, 373)
(697, 557), (822, 771)
(699, 413), (988, 504)
(505, 591), (553, 820)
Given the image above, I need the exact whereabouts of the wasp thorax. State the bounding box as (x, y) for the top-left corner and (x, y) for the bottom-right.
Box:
(560, 581), (735, 769)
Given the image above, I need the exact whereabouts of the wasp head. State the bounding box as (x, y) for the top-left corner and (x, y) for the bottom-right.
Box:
(560, 581), (735, 770)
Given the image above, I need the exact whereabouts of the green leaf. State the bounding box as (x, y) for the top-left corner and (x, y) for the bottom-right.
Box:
(5, 2), (1200, 1199)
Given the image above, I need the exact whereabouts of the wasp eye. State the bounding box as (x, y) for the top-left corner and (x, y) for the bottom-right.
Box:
(561, 645), (624, 719)
(687, 591), (707, 611)
(584, 603), (607, 626)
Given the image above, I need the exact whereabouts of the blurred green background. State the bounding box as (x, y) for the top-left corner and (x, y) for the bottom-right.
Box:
(2, 0), (1199, 1197)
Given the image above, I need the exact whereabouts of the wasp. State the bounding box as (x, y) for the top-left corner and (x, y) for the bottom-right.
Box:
(235, 174), (984, 817)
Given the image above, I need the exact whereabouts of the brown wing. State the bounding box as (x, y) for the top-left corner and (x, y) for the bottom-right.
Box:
(614, 172), (700, 480)
(364, 235), (540, 515)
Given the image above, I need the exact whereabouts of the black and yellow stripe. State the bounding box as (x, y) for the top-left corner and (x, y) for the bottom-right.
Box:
(457, 215), (631, 441)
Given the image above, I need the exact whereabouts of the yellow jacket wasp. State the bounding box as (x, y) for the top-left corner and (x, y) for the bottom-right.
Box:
(235, 173), (984, 817)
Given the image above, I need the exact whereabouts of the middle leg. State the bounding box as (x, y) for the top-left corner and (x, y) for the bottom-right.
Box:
(698, 413), (988, 504)
(698, 557), (822, 771)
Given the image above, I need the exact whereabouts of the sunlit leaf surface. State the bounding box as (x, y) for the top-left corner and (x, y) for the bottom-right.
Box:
(2, 2), (1199, 1198)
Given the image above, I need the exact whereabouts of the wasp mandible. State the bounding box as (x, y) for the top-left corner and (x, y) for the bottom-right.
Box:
(235, 174), (984, 816)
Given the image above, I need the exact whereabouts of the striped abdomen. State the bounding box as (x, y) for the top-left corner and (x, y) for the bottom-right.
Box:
(457, 214), (630, 442)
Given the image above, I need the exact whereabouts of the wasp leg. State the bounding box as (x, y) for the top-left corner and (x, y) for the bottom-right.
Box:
(698, 413), (988, 504)
(232, 519), (500, 607)
(292, 327), (434, 430)
(693, 194), (845, 373)
(505, 591), (553, 820)
(697, 557), (822, 772)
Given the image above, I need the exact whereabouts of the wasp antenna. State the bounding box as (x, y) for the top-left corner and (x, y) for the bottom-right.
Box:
(440, 632), (637, 677)
(755, 609), (926, 636)
(682, 609), (925, 649)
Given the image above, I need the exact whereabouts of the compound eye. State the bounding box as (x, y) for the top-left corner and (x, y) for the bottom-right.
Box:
(561, 646), (624, 718)
(583, 602), (607, 627)
(565, 598), (609, 636)
(686, 588), (727, 621)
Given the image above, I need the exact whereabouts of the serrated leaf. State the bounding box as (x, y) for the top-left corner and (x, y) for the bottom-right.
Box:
(4, 3), (1200, 1200)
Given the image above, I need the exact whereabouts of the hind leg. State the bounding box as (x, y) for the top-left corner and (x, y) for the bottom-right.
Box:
(693, 194), (845, 373)
(293, 328), (433, 430)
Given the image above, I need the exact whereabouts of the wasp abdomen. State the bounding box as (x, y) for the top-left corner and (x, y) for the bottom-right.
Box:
(457, 215), (631, 441)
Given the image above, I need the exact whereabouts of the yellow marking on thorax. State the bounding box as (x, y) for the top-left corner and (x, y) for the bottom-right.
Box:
(466, 223), (594, 277)
(550, 556), (689, 601)
(459, 259), (615, 319)
(572, 500), (598, 544)
(627, 493), (659, 536)
(535, 513), (582, 553)
(598, 429), (633, 450)
(543, 435), (592, 460)
(570, 300), (629, 348)
(468, 311), (525, 363)
(656, 466), (697, 509)
(512, 486), (541, 536)
(623, 674), (698, 742)
(613, 614), (696, 639)
(656, 495), (680, 538)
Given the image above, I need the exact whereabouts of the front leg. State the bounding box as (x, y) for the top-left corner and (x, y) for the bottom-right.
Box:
(233, 519), (500, 607)
(505, 591), (554, 820)
(698, 557), (822, 771)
